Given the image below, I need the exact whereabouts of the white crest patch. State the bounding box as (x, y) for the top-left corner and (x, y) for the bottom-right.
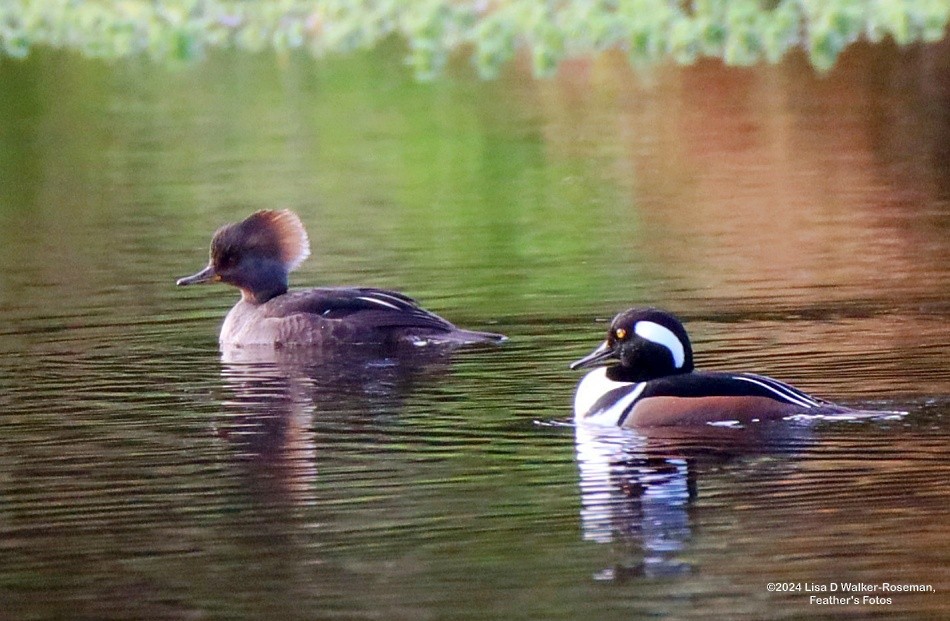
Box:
(634, 320), (686, 368)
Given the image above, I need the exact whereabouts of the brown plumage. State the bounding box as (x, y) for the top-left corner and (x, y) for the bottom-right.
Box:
(177, 210), (505, 349)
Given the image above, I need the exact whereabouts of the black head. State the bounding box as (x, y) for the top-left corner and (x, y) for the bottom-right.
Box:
(570, 308), (695, 382)
(176, 210), (311, 303)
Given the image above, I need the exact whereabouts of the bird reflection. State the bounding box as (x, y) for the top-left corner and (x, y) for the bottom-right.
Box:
(575, 423), (812, 580)
(217, 343), (454, 504)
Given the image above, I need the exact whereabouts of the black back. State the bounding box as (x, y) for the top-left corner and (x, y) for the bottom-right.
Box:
(261, 287), (458, 332)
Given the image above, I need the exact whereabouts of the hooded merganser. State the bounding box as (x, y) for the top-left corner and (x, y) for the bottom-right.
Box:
(571, 308), (851, 427)
(177, 210), (506, 348)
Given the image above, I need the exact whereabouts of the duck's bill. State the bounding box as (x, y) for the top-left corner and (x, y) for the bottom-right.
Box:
(176, 265), (218, 286)
(569, 341), (614, 370)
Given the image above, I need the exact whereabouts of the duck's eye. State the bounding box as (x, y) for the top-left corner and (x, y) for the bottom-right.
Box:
(614, 328), (627, 340)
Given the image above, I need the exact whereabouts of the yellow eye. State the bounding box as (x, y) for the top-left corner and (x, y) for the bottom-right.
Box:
(614, 328), (627, 340)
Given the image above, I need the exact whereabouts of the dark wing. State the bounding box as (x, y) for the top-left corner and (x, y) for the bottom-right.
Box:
(262, 287), (457, 332)
(643, 372), (831, 409)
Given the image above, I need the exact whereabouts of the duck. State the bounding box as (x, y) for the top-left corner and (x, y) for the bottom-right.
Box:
(176, 210), (506, 348)
(571, 308), (851, 427)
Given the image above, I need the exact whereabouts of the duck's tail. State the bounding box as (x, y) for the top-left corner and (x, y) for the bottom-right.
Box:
(404, 327), (508, 347)
(451, 328), (508, 345)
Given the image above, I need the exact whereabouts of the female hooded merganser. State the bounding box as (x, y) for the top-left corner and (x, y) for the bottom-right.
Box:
(571, 308), (851, 427)
(177, 210), (505, 348)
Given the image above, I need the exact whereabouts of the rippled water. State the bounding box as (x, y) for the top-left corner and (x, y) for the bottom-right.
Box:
(2, 44), (949, 619)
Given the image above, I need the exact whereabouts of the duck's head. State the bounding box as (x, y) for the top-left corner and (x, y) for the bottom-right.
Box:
(177, 210), (311, 303)
(570, 308), (694, 382)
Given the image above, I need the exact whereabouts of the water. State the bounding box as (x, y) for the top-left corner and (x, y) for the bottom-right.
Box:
(1, 43), (949, 620)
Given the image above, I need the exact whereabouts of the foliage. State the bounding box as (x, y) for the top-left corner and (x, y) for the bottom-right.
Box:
(1, 1), (948, 78)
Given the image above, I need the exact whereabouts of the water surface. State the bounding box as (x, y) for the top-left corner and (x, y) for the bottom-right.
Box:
(1, 43), (948, 619)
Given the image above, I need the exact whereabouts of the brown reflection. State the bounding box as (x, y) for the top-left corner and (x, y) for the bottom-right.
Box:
(710, 420), (950, 617)
(538, 43), (950, 312)
(638, 45), (950, 305)
(217, 343), (454, 505)
(575, 422), (814, 579)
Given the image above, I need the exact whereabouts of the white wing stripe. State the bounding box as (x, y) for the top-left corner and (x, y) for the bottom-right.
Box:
(367, 291), (412, 305)
(733, 376), (815, 408)
(754, 375), (823, 406)
(356, 296), (402, 310)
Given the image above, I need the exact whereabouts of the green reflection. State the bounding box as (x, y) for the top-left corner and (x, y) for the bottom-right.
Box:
(0, 48), (643, 323)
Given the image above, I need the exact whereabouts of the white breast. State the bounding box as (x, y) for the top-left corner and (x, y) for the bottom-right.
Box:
(574, 367), (645, 426)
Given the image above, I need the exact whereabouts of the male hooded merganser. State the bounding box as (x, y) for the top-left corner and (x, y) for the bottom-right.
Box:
(571, 308), (851, 427)
(177, 210), (505, 348)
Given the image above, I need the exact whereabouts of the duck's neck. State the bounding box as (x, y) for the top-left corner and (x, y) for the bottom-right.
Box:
(236, 259), (289, 304)
(240, 285), (286, 304)
(605, 364), (685, 383)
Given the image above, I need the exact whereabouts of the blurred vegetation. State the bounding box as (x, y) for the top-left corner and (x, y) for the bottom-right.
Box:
(1, 1), (948, 78)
